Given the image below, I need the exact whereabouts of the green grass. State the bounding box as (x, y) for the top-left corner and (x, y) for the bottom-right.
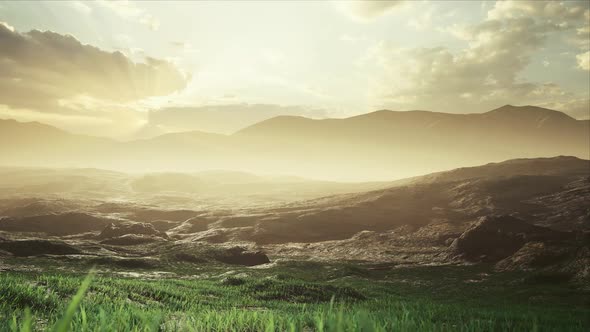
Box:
(0, 262), (588, 331)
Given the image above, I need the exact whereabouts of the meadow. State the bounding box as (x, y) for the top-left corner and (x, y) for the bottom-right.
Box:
(1, 261), (588, 331)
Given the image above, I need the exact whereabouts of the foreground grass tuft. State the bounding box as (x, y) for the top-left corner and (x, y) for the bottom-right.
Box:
(51, 270), (95, 332)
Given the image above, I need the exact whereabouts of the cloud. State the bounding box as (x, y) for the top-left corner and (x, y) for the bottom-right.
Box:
(94, 0), (160, 31)
(364, 0), (590, 117)
(487, 0), (588, 22)
(577, 51), (590, 70)
(114, 33), (133, 45)
(0, 21), (14, 32)
(335, 0), (406, 22)
(488, 0), (590, 71)
(407, 6), (434, 30)
(540, 98), (590, 120)
(68, 1), (92, 15)
(572, 25), (590, 50)
(0, 99), (148, 138)
(0, 24), (189, 114)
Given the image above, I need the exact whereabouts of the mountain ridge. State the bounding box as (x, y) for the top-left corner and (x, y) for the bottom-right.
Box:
(2, 104), (585, 140)
(2, 105), (588, 180)
(236, 104), (584, 135)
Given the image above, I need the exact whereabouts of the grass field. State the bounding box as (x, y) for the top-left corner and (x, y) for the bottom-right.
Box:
(0, 261), (589, 331)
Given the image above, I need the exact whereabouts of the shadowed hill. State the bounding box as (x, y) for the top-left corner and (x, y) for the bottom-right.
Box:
(244, 156), (590, 243)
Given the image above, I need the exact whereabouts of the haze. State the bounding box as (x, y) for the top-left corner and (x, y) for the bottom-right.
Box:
(0, 1), (589, 181)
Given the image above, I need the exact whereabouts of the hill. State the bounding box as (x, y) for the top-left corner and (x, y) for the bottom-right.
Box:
(238, 156), (590, 243)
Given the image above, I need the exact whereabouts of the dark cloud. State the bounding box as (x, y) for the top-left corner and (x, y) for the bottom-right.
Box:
(0, 24), (188, 112)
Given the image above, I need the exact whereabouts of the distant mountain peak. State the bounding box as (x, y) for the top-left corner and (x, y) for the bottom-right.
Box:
(0, 118), (68, 134)
(234, 115), (315, 135)
(485, 105), (575, 121)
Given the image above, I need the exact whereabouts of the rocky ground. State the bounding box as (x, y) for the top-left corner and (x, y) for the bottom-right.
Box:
(0, 157), (588, 288)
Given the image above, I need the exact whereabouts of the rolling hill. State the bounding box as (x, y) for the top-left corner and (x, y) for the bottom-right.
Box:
(237, 156), (590, 243)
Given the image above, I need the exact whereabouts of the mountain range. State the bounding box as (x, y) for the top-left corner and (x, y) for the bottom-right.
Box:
(1, 105), (588, 180)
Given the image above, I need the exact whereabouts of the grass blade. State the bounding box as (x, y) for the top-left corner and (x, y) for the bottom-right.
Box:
(52, 270), (96, 332)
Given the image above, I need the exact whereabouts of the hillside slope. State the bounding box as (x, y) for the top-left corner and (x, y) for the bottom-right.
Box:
(238, 156), (590, 243)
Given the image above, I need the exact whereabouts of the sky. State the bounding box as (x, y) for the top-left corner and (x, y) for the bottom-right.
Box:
(0, 0), (589, 137)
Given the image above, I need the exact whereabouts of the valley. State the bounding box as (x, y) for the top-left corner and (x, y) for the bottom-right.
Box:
(0, 156), (588, 330)
(1, 101), (589, 332)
